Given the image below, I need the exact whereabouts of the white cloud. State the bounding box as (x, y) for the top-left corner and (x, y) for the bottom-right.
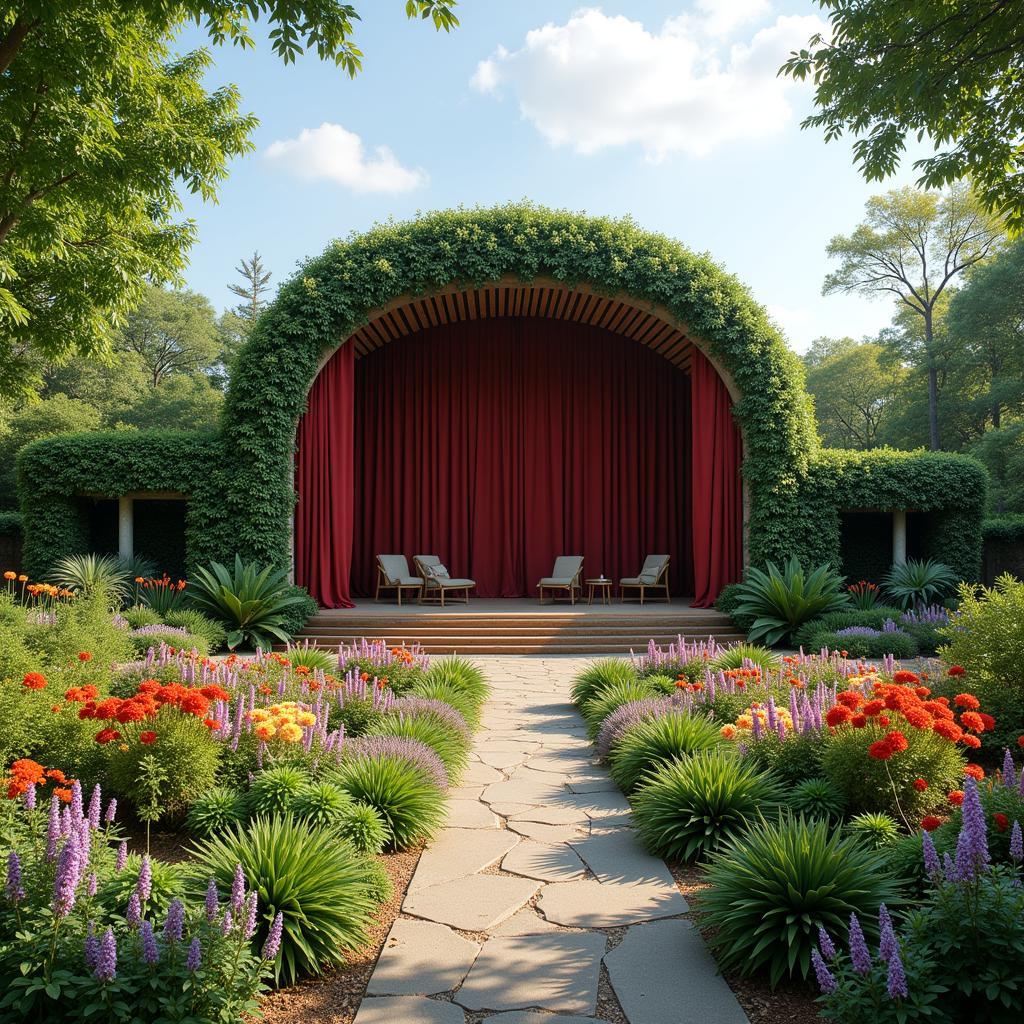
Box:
(470, 6), (823, 160)
(263, 122), (427, 193)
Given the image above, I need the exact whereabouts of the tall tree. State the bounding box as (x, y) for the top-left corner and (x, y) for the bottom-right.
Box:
(228, 251), (273, 325)
(0, 1), (459, 398)
(803, 336), (904, 449)
(118, 286), (220, 388)
(781, 1), (1024, 230)
(822, 185), (1003, 450)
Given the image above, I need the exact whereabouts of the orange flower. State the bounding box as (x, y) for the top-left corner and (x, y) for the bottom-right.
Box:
(948, 790), (964, 806)
(3, 571), (15, 580)
(954, 693), (980, 710)
(53, 787), (73, 804)
(961, 734), (981, 749)
(920, 816), (942, 832)
(892, 670), (920, 684)
(22, 672), (47, 690)
(959, 711), (986, 733)
(94, 727), (120, 745)
(77, 651), (92, 662)
(964, 764), (985, 780)
(139, 731), (157, 745)
(825, 705), (852, 727)
(912, 778), (928, 791)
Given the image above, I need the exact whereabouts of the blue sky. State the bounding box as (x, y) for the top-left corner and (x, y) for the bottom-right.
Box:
(177, 0), (928, 354)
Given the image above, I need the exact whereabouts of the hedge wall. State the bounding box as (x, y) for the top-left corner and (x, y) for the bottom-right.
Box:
(797, 448), (988, 583)
(16, 430), (226, 579)
(13, 203), (990, 587)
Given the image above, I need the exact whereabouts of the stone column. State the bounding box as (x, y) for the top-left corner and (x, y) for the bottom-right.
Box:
(892, 509), (907, 566)
(118, 496), (134, 562)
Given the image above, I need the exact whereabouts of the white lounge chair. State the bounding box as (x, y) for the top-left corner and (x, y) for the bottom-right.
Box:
(374, 555), (424, 605)
(620, 554), (670, 605)
(537, 555), (584, 605)
(414, 555), (475, 606)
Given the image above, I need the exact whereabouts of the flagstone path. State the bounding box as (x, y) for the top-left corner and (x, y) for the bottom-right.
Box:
(355, 656), (749, 1024)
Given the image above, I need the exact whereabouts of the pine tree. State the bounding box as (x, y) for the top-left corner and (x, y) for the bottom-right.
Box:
(228, 252), (273, 325)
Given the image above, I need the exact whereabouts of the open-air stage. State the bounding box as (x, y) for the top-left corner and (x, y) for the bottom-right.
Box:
(292, 598), (743, 656)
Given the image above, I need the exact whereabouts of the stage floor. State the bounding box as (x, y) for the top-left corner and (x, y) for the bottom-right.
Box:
(329, 597), (721, 619)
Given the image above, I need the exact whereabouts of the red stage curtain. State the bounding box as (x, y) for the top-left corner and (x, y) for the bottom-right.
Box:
(294, 342), (356, 608)
(348, 318), (693, 599)
(690, 347), (743, 606)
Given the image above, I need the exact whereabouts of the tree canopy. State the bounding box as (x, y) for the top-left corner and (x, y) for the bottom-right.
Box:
(782, 1), (1024, 230)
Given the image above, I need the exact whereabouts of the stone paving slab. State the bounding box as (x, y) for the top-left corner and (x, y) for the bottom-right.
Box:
(456, 932), (606, 1014)
(505, 820), (590, 844)
(444, 799), (501, 828)
(484, 1013), (611, 1024)
(408, 829), (520, 892)
(604, 920), (749, 1024)
(501, 840), (587, 881)
(570, 829), (677, 887)
(488, 907), (573, 936)
(537, 879), (688, 928)
(354, 997), (466, 1024)
(404, 874), (541, 932)
(367, 919), (480, 996)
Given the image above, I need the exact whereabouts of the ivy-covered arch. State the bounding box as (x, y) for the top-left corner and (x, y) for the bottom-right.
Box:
(223, 202), (819, 573)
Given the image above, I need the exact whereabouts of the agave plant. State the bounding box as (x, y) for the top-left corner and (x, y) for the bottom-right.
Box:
(708, 642), (781, 672)
(882, 558), (958, 611)
(285, 640), (336, 673)
(189, 554), (308, 650)
(609, 712), (724, 793)
(49, 552), (132, 603)
(732, 557), (850, 646)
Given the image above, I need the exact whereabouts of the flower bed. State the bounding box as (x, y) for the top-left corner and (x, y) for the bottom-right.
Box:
(0, 581), (488, 1019)
(573, 630), (1024, 1021)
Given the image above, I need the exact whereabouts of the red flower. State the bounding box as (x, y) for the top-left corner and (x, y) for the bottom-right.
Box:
(933, 720), (964, 743)
(948, 790), (964, 806)
(199, 685), (230, 702)
(826, 705), (852, 727)
(94, 728), (120, 745)
(964, 764), (985, 780)
(138, 680), (162, 695)
(993, 812), (1010, 832)
(139, 731), (157, 745)
(912, 778), (928, 792)
(914, 686), (931, 698)
(77, 651), (92, 662)
(886, 730), (909, 753)
(892, 670), (920, 684)
(115, 702), (148, 724)
(21, 672), (47, 690)
(962, 734), (982, 749)
(64, 685), (98, 703)
(179, 693), (210, 717)
(959, 711), (985, 733)
(850, 713), (867, 728)
(93, 698), (123, 720)
(863, 699), (884, 717)
(947, 665), (965, 677)
(978, 713), (995, 732)
(1018, 735), (1024, 749)
(954, 693), (980, 710)
(878, 715), (891, 727)
(204, 718), (221, 730)
(836, 691), (863, 709)
(868, 740), (893, 761)
(920, 816), (942, 832)
(902, 707), (933, 730)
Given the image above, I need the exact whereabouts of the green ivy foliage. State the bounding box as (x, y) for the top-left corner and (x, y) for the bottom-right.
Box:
(13, 204), (988, 582)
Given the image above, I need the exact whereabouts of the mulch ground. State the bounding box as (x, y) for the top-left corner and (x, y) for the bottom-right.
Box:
(670, 863), (821, 1024)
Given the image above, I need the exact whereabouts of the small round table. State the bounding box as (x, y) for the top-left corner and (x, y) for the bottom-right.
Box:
(586, 578), (613, 605)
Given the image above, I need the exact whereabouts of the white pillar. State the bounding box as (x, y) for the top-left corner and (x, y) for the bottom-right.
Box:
(892, 509), (907, 566)
(118, 496), (134, 562)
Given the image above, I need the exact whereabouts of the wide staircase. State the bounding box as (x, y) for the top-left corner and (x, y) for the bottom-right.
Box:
(290, 606), (744, 655)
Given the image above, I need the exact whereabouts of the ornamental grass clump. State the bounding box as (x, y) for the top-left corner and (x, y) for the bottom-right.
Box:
(788, 777), (846, 821)
(608, 712), (724, 793)
(290, 780), (353, 828)
(185, 786), (247, 837)
(581, 678), (669, 738)
(632, 750), (784, 862)
(595, 694), (690, 762)
(246, 765), (309, 816)
(702, 813), (903, 987)
(334, 801), (391, 855)
(570, 658), (637, 705)
(189, 814), (379, 986)
(844, 812), (902, 850)
(364, 713), (469, 784)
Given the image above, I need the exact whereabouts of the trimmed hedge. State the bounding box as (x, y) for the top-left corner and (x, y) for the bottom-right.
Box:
(0, 511), (21, 536)
(13, 204), (988, 586)
(983, 514), (1024, 544)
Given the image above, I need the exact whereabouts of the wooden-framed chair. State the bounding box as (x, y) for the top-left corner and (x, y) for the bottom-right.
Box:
(537, 555), (584, 605)
(374, 555), (424, 606)
(413, 555), (476, 606)
(620, 554), (671, 605)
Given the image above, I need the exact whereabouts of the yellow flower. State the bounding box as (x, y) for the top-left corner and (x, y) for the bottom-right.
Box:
(279, 723), (303, 743)
(736, 715), (753, 729)
(254, 723), (277, 740)
(296, 712), (316, 727)
(719, 724), (738, 740)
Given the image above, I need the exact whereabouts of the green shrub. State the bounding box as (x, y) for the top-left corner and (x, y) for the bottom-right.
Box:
(804, 627), (919, 660)
(105, 705), (221, 819)
(247, 765), (309, 817)
(406, 678), (476, 730)
(291, 780), (353, 828)
(741, 732), (826, 787)
(609, 712), (724, 793)
(362, 857), (395, 905)
(423, 656), (489, 707)
(732, 557), (851, 646)
(277, 584), (319, 639)
(714, 582), (755, 632)
(844, 812), (902, 851)
(335, 800), (391, 854)
(903, 621), (945, 657)
(708, 643), (781, 672)
(49, 552), (131, 604)
(189, 814), (379, 985)
(95, 854), (184, 919)
(365, 714), (469, 783)
(581, 679), (661, 736)
(186, 786), (248, 837)
(792, 607), (905, 647)
(701, 814), (903, 986)
(331, 753), (447, 850)
(128, 626), (210, 657)
(787, 777), (845, 821)
(26, 591), (133, 672)
(882, 558), (959, 610)
(284, 642), (336, 673)
(164, 607), (228, 651)
(328, 694), (385, 737)
(570, 658), (637, 705)
(122, 603), (163, 628)
(632, 750), (784, 862)
(189, 554), (309, 650)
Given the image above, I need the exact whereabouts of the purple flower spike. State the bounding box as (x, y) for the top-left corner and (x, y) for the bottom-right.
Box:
(104, 798), (118, 825)
(164, 898), (185, 943)
(878, 906), (898, 963)
(84, 932), (100, 969)
(955, 778), (990, 878)
(848, 913), (872, 975)
(115, 840), (127, 872)
(52, 838), (81, 917)
(95, 928), (117, 982)
(220, 909), (233, 936)
(87, 872), (98, 898)
(1010, 821), (1023, 863)
(137, 855), (152, 904)
(243, 890), (259, 940)
(126, 891), (142, 928)
(23, 783), (36, 811)
(816, 925), (835, 960)
(140, 919), (159, 965)
(230, 863), (246, 917)
(205, 878), (219, 922)
(70, 781), (83, 821)
(922, 830), (941, 876)
(811, 948), (837, 994)
(186, 937), (202, 972)
(87, 785), (102, 829)
(262, 912), (284, 961)
(886, 947), (908, 999)
(1002, 748), (1017, 789)
(5, 852), (24, 905)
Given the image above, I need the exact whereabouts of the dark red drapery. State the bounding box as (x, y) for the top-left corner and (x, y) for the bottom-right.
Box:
(689, 347), (743, 606)
(294, 342), (356, 608)
(293, 316), (742, 607)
